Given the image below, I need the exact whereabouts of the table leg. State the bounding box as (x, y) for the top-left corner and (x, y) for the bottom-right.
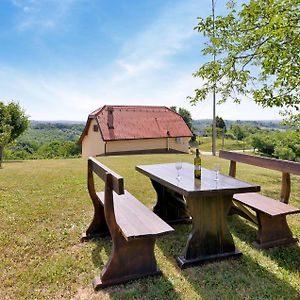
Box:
(151, 179), (191, 224)
(177, 193), (241, 268)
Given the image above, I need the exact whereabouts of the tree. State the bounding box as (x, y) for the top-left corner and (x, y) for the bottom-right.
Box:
(0, 101), (29, 167)
(230, 124), (247, 141)
(216, 116), (226, 132)
(0, 103), (11, 167)
(189, 0), (300, 127)
(178, 107), (193, 129)
(170, 106), (193, 130)
(215, 115), (226, 149)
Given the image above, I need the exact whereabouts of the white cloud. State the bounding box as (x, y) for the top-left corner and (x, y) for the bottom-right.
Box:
(113, 0), (201, 80)
(0, 63), (282, 121)
(0, 67), (96, 120)
(2, 0), (282, 121)
(11, 0), (76, 32)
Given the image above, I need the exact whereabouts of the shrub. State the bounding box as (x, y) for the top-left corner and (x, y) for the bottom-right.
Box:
(274, 146), (296, 161)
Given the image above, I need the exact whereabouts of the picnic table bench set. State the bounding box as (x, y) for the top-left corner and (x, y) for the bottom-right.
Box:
(81, 152), (300, 290)
(219, 150), (300, 249)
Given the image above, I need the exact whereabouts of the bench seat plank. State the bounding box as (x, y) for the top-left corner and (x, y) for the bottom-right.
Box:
(233, 193), (300, 217)
(97, 191), (174, 240)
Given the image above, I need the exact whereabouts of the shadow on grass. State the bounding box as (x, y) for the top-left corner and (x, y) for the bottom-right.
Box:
(88, 237), (181, 299)
(157, 222), (300, 300)
(90, 236), (111, 269)
(229, 214), (300, 274)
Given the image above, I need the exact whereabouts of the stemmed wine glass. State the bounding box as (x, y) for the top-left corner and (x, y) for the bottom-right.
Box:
(213, 163), (220, 181)
(175, 162), (182, 180)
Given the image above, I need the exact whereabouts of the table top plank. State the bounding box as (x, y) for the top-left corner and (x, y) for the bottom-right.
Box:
(136, 163), (260, 197)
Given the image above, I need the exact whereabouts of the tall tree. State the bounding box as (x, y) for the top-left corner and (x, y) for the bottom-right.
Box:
(189, 0), (300, 127)
(170, 106), (177, 112)
(0, 101), (29, 168)
(178, 107), (193, 129)
(170, 106), (193, 129)
(216, 116), (226, 132)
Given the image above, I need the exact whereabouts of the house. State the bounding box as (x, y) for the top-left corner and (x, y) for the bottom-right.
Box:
(79, 105), (193, 157)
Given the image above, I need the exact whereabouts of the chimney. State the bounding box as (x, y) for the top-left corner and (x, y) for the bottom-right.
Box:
(107, 106), (114, 129)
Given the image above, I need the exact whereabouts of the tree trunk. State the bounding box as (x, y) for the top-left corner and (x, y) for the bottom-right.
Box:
(0, 146), (3, 168)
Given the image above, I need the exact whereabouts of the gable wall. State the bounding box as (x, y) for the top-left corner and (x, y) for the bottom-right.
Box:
(81, 119), (105, 157)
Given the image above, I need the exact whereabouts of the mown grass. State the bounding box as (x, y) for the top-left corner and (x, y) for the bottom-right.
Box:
(0, 154), (299, 300)
(197, 137), (251, 152)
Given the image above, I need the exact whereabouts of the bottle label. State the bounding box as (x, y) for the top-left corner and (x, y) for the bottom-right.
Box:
(194, 165), (201, 171)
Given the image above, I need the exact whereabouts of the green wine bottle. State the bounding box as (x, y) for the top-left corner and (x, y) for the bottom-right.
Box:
(194, 148), (201, 179)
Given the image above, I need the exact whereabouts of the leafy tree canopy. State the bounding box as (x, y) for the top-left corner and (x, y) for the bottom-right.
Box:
(170, 106), (193, 129)
(0, 101), (29, 167)
(189, 0), (300, 127)
(0, 103), (11, 149)
(216, 116), (226, 131)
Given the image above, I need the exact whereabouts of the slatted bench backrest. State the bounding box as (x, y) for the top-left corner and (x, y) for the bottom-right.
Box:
(219, 150), (300, 204)
(87, 157), (174, 241)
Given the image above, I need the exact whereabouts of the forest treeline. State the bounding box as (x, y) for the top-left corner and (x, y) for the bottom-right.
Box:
(4, 122), (84, 160)
(3, 120), (300, 162)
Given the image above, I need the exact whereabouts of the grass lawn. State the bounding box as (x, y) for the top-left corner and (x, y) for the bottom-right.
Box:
(197, 137), (251, 152)
(0, 154), (299, 299)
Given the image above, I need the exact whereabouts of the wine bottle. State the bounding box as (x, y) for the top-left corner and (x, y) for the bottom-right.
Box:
(194, 148), (201, 179)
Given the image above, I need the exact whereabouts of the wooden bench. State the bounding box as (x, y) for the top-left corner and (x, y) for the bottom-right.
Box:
(81, 157), (174, 290)
(219, 150), (300, 249)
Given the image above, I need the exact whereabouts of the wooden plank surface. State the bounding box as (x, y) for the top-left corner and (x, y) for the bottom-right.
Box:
(233, 193), (300, 217)
(97, 191), (174, 240)
(89, 157), (124, 195)
(219, 150), (300, 175)
(136, 163), (260, 197)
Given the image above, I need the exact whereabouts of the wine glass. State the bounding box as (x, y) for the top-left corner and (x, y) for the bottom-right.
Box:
(213, 163), (220, 181)
(175, 162), (182, 180)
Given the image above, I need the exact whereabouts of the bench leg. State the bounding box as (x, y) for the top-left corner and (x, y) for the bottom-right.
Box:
(93, 233), (161, 290)
(255, 213), (298, 249)
(81, 204), (109, 242)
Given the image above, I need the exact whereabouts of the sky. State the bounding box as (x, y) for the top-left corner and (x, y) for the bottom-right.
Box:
(0, 0), (282, 121)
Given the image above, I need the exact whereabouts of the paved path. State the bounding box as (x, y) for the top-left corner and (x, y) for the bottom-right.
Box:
(200, 149), (254, 156)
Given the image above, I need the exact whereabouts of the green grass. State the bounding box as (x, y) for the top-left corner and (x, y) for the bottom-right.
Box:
(197, 137), (251, 152)
(0, 154), (299, 299)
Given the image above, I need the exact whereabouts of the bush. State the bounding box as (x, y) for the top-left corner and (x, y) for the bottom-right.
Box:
(224, 133), (235, 140)
(5, 140), (81, 160)
(274, 146), (296, 161)
(37, 141), (81, 159)
(250, 130), (300, 161)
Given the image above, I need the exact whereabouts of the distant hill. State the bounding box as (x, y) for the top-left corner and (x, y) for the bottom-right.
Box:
(28, 119), (287, 142)
(19, 121), (85, 145)
(192, 119), (287, 131)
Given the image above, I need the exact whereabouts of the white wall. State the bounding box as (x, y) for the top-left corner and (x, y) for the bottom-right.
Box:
(106, 136), (190, 154)
(81, 119), (105, 157)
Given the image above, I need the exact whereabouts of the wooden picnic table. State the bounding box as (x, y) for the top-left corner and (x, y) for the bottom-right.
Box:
(136, 162), (260, 268)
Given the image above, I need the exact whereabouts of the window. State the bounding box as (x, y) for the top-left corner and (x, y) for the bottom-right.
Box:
(93, 125), (98, 132)
(175, 137), (182, 143)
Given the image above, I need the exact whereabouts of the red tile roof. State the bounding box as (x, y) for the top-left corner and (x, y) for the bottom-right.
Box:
(80, 105), (192, 142)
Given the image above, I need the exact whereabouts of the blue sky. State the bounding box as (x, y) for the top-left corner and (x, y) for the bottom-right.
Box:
(0, 0), (281, 121)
